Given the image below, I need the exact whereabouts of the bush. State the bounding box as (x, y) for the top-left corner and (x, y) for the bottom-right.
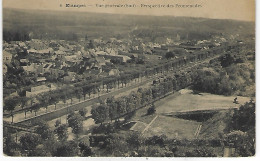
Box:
(79, 108), (88, 117)
(145, 135), (167, 147)
(55, 119), (61, 127)
(92, 123), (116, 134)
(53, 141), (78, 157)
(79, 142), (92, 156)
(147, 104), (156, 115)
(185, 147), (217, 157)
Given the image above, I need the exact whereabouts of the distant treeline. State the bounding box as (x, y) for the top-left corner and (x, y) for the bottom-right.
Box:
(3, 30), (31, 42)
(132, 28), (216, 41)
(3, 8), (254, 41)
(3, 29), (81, 41)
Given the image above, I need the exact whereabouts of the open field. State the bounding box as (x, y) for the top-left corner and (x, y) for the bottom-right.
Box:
(144, 115), (200, 139)
(130, 105), (200, 139)
(130, 88), (253, 140)
(155, 89), (252, 114)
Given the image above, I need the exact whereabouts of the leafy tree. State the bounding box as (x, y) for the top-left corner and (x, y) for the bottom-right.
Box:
(79, 141), (92, 156)
(41, 136), (59, 156)
(79, 108), (88, 117)
(104, 134), (129, 156)
(125, 96), (135, 113)
(147, 104), (156, 115)
(53, 141), (78, 157)
(37, 94), (50, 113)
(19, 133), (41, 151)
(230, 101), (255, 132)
(55, 119), (61, 127)
(54, 124), (68, 142)
(217, 77), (232, 95)
(136, 55), (145, 64)
(49, 93), (59, 110)
(20, 97), (29, 109)
(126, 132), (143, 150)
(107, 97), (119, 121)
(61, 93), (67, 105)
(115, 97), (127, 118)
(165, 51), (175, 59)
(31, 104), (40, 116)
(4, 97), (18, 112)
(224, 130), (254, 156)
(35, 121), (54, 141)
(145, 135), (167, 147)
(33, 144), (52, 156)
(224, 102), (255, 156)
(3, 132), (20, 156)
(191, 68), (234, 96)
(82, 86), (91, 100)
(67, 112), (84, 135)
(76, 88), (83, 102)
(91, 104), (109, 125)
(67, 88), (76, 105)
(220, 53), (235, 67)
(131, 91), (141, 108)
(106, 83), (114, 93)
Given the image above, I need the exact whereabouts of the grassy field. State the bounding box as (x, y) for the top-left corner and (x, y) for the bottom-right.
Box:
(130, 88), (253, 140)
(154, 89), (252, 114)
(144, 115), (200, 139)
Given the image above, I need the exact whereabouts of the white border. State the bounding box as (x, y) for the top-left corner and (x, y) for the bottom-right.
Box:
(0, 0), (259, 161)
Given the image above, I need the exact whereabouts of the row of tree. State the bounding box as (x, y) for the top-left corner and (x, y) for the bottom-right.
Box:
(91, 70), (193, 125)
(4, 100), (254, 157)
(4, 43), (229, 122)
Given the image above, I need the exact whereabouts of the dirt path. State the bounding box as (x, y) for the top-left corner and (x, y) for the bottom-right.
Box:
(142, 115), (158, 134)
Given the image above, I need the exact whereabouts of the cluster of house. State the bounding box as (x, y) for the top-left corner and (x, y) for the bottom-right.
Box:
(2, 35), (229, 97)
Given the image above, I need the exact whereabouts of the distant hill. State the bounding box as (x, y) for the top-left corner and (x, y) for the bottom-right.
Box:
(3, 8), (255, 40)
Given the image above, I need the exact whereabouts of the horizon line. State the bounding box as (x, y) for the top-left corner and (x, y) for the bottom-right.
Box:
(3, 7), (255, 23)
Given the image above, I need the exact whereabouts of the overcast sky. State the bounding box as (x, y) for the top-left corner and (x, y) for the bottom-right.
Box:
(3, 0), (255, 21)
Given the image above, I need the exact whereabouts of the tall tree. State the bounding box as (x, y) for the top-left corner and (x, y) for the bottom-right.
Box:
(91, 104), (108, 125)
(53, 141), (78, 157)
(19, 133), (41, 152)
(4, 97), (18, 113)
(54, 124), (68, 142)
(67, 113), (84, 135)
(35, 121), (54, 141)
(79, 108), (88, 117)
(106, 97), (118, 121)
(3, 130), (20, 156)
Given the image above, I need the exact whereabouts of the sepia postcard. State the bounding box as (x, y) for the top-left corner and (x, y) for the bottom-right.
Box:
(1, 0), (256, 157)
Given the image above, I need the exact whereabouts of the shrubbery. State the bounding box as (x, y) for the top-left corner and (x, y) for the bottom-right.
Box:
(192, 52), (254, 96)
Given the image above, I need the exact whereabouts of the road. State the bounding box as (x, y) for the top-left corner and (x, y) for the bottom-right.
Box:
(7, 73), (160, 124)
(5, 50), (227, 125)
